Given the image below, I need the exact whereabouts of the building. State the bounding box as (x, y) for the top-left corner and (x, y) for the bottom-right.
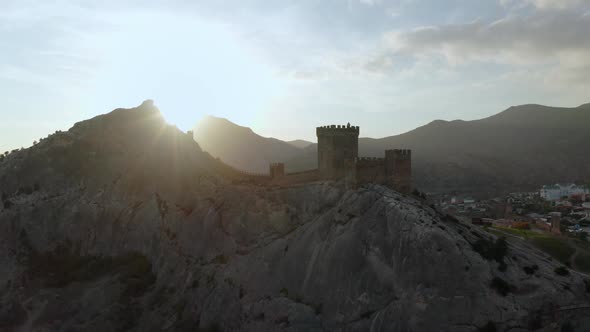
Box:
(539, 183), (589, 201)
(316, 123), (412, 193)
(203, 124), (412, 193)
(549, 212), (562, 235)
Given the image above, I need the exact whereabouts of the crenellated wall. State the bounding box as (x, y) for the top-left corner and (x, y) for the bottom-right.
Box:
(355, 157), (388, 185)
(389, 149), (412, 194)
(273, 169), (320, 186)
(269, 163), (285, 178)
(316, 124), (359, 180)
(190, 125), (411, 192)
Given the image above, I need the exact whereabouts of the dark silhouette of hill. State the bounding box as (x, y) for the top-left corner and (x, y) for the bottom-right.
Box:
(194, 103), (590, 196)
(193, 116), (306, 173)
(286, 139), (313, 149)
(2, 101), (589, 331)
(357, 103), (590, 196)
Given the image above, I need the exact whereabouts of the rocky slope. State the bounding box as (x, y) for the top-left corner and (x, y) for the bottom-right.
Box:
(1, 101), (589, 331)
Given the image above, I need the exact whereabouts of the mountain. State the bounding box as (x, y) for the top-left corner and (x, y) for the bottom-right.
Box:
(194, 103), (590, 197)
(2, 101), (589, 331)
(286, 139), (313, 149)
(193, 116), (307, 173)
(356, 103), (590, 196)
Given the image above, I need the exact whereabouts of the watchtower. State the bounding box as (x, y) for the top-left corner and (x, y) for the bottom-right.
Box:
(269, 162), (285, 178)
(387, 149), (412, 194)
(316, 123), (359, 180)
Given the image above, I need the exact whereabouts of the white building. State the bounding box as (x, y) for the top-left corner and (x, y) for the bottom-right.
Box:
(539, 183), (589, 201)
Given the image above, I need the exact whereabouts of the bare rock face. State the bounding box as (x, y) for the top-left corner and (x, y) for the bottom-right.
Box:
(1, 102), (589, 331)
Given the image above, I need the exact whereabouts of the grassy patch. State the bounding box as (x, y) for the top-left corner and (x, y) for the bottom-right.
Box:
(531, 237), (575, 264)
(492, 226), (576, 264)
(492, 227), (532, 238)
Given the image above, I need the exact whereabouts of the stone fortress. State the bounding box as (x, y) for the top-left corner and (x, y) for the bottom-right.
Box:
(199, 123), (412, 193)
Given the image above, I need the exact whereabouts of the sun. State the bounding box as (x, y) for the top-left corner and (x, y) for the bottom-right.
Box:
(89, 11), (286, 132)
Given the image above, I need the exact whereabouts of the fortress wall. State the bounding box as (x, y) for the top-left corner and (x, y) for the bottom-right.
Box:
(212, 157), (272, 184)
(391, 149), (412, 193)
(355, 158), (388, 185)
(273, 169), (320, 185)
(317, 125), (359, 180)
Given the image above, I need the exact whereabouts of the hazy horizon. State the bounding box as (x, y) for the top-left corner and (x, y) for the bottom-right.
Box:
(2, 0), (590, 152)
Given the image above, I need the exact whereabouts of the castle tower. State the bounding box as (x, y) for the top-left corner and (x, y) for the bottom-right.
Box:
(269, 162), (285, 178)
(386, 149), (412, 194)
(316, 124), (359, 180)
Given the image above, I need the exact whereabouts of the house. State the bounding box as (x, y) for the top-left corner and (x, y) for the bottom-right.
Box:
(540, 183), (589, 201)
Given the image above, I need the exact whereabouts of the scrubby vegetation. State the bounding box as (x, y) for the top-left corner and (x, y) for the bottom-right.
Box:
(532, 238), (575, 264)
(491, 226), (576, 265)
(523, 264), (539, 275)
(20, 231), (156, 294)
(573, 253), (590, 273)
(490, 277), (514, 296)
(554, 266), (570, 276)
(472, 237), (508, 271)
(478, 321), (497, 332)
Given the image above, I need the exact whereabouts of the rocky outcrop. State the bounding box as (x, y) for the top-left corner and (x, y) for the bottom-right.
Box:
(1, 102), (589, 331)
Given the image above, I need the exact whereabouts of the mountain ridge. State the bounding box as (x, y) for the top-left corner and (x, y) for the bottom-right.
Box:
(1, 102), (589, 330)
(193, 102), (590, 196)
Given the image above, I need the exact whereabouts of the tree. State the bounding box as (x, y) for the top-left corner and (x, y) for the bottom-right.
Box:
(33, 140), (38, 145)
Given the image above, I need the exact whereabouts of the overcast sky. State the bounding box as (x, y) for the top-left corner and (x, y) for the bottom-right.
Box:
(1, 0), (589, 151)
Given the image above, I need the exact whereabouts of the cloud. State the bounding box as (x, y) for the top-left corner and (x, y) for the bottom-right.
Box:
(381, 11), (590, 80)
(501, 0), (589, 9)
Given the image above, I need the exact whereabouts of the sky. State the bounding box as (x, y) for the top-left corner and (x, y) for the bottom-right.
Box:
(1, 0), (589, 152)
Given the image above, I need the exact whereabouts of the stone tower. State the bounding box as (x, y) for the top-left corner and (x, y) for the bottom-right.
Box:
(269, 162), (285, 178)
(316, 124), (359, 180)
(387, 149), (412, 194)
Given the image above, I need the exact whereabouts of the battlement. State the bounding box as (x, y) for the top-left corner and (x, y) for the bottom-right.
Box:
(316, 124), (360, 136)
(269, 162), (285, 178)
(211, 124), (411, 193)
(356, 157), (385, 168)
(389, 149), (411, 159)
(357, 157), (385, 162)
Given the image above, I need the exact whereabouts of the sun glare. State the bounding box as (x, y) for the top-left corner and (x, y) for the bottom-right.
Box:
(89, 11), (285, 131)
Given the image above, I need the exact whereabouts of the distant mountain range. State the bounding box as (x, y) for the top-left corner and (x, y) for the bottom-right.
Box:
(285, 139), (313, 149)
(194, 103), (590, 196)
(3, 101), (586, 330)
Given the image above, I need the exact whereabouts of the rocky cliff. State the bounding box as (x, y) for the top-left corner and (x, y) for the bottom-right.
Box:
(1, 101), (589, 331)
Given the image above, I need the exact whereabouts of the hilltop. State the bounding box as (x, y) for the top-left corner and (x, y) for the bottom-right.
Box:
(1, 101), (589, 331)
(193, 116), (304, 173)
(194, 103), (590, 196)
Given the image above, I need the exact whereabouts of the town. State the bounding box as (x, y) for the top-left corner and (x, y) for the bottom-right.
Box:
(433, 183), (590, 272)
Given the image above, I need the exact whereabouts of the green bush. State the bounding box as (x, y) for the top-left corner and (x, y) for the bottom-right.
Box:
(478, 321), (497, 332)
(280, 287), (289, 297)
(23, 238), (156, 294)
(472, 237), (508, 271)
(490, 277), (513, 296)
(523, 265), (539, 275)
(554, 266), (570, 276)
(212, 254), (228, 265)
(561, 321), (575, 332)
